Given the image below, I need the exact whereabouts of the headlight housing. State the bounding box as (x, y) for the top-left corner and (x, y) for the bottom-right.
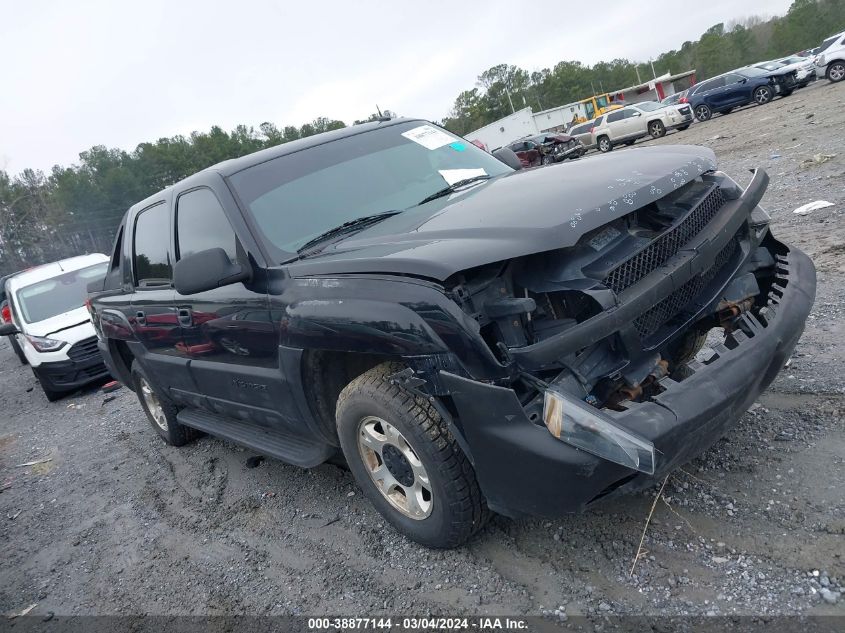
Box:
(25, 335), (67, 353)
(543, 389), (656, 474)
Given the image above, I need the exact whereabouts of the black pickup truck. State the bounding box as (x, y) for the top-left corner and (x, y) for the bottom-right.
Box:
(88, 118), (815, 547)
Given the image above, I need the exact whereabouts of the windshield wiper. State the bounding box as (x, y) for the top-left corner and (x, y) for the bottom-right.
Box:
(296, 210), (402, 256)
(417, 175), (492, 206)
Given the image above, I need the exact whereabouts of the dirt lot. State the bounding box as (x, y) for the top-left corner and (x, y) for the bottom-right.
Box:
(1, 79), (843, 621)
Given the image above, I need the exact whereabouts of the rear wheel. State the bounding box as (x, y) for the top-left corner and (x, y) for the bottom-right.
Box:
(336, 363), (489, 548)
(827, 61), (845, 82)
(598, 136), (612, 152)
(648, 120), (666, 138)
(694, 104), (712, 121)
(753, 85), (773, 105)
(131, 360), (199, 446)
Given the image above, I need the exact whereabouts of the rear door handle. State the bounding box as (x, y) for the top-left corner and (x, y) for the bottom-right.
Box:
(177, 308), (193, 327)
(135, 311), (146, 327)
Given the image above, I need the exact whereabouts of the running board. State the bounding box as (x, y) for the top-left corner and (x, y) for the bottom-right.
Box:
(176, 409), (334, 468)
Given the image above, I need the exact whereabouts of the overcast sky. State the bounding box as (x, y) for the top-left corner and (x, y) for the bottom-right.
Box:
(1, 0), (794, 174)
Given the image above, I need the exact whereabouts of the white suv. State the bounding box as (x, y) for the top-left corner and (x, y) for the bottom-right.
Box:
(815, 30), (845, 82)
(0, 254), (110, 400)
(592, 102), (692, 152)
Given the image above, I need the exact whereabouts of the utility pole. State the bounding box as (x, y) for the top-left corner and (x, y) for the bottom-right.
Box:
(650, 59), (657, 79)
(635, 66), (642, 84)
(505, 87), (515, 113)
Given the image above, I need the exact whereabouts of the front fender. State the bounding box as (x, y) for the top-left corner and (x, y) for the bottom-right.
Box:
(278, 275), (507, 380)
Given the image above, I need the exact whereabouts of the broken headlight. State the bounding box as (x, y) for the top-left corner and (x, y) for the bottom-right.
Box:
(543, 389), (656, 474)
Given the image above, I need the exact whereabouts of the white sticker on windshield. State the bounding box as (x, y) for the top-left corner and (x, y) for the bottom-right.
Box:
(402, 124), (455, 150)
(588, 226), (621, 251)
(438, 168), (487, 186)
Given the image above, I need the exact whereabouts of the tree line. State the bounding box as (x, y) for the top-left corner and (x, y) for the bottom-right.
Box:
(1, 0), (843, 275)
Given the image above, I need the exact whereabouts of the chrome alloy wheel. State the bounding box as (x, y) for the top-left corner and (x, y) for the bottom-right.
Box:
(140, 377), (168, 432)
(754, 87), (771, 104)
(829, 63), (845, 82)
(356, 416), (432, 520)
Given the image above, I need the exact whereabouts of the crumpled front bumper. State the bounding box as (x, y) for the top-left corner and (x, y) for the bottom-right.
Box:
(439, 242), (815, 519)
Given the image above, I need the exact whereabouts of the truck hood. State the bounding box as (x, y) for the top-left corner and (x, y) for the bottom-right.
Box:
(286, 145), (717, 281)
(22, 307), (93, 340)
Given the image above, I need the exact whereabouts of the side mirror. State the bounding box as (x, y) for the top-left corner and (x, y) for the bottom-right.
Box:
(0, 322), (20, 336)
(739, 78), (747, 83)
(492, 147), (523, 170)
(174, 248), (251, 295)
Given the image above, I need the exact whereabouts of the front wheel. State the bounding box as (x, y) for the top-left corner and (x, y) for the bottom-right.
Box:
(753, 85), (773, 105)
(648, 120), (666, 138)
(336, 363), (488, 548)
(597, 136), (612, 152)
(827, 61), (845, 82)
(678, 124), (690, 131)
(9, 336), (27, 365)
(131, 360), (199, 446)
(694, 104), (712, 121)
(32, 367), (63, 402)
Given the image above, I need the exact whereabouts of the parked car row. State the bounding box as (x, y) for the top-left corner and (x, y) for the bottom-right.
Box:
(561, 32), (845, 156)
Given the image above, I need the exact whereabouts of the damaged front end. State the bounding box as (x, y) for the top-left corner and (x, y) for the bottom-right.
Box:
(438, 166), (815, 516)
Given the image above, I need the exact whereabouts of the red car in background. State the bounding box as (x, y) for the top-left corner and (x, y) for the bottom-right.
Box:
(506, 133), (585, 167)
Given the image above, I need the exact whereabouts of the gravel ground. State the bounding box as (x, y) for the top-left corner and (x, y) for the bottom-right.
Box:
(1, 79), (843, 621)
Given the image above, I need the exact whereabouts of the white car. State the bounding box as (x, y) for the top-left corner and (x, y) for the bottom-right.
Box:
(775, 56), (816, 85)
(0, 254), (111, 400)
(591, 101), (693, 153)
(814, 30), (845, 82)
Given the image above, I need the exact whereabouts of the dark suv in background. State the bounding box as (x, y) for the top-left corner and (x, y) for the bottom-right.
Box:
(687, 66), (798, 120)
(88, 118), (815, 547)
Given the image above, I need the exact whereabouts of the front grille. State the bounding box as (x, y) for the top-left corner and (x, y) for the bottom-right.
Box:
(67, 336), (100, 361)
(633, 237), (738, 339)
(603, 186), (726, 294)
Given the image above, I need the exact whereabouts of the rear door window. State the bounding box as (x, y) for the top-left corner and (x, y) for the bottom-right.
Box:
(133, 202), (172, 286)
(707, 76), (727, 89)
(176, 188), (237, 262)
(817, 36), (837, 53)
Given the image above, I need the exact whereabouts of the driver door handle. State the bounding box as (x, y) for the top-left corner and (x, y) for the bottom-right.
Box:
(177, 308), (193, 327)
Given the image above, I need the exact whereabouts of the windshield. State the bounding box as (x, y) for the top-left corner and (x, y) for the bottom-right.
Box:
(634, 101), (663, 112)
(16, 262), (107, 324)
(228, 122), (511, 257)
(758, 62), (784, 70)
